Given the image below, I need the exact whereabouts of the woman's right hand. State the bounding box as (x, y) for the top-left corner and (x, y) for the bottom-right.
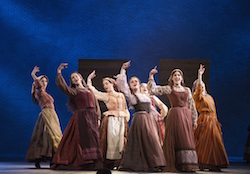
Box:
(149, 66), (158, 76)
(88, 70), (96, 80)
(121, 60), (131, 70)
(198, 64), (205, 76)
(31, 66), (40, 76)
(57, 63), (68, 73)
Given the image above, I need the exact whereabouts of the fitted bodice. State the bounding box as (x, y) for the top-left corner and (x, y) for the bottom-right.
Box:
(133, 94), (151, 113)
(168, 89), (189, 108)
(74, 90), (95, 110)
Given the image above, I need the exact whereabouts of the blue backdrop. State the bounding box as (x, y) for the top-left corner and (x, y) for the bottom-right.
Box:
(0, 0), (249, 160)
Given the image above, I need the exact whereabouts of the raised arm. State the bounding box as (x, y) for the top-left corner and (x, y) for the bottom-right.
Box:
(147, 66), (171, 96)
(193, 64), (205, 101)
(87, 70), (108, 102)
(56, 63), (77, 96)
(31, 66), (43, 97)
(151, 95), (168, 118)
(31, 66), (39, 81)
(197, 64), (205, 85)
(115, 61), (137, 105)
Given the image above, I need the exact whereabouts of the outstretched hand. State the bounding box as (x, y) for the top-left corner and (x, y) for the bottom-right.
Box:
(31, 66), (40, 80)
(88, 70), (96, 80)
(150, 66), (158, 75)
(198, 64), (205, 76)
(121, 60), (131, 70)
(57, 63), (68, 73)
(31, 66), (40, 75)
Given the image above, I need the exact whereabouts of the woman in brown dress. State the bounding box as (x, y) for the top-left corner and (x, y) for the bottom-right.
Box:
(26, 66), (62, 169)
(116, 61), (166, 172)
(87, 70), (130, 170)
(148, 66), (198, 172)
(50, 63), (103, 170)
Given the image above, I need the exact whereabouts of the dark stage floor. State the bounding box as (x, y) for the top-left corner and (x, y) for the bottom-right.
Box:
(0, 161), (250, 174)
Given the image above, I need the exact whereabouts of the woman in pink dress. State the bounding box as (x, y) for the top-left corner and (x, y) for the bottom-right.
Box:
(148, 66), (198, 172)
(51, 63), (103, 170)
(26, 66), (62, 169)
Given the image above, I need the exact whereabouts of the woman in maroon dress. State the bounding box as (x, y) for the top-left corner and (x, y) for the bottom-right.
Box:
(51, 63), (103, 170)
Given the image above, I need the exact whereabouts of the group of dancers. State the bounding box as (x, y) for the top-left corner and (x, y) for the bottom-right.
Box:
(25, 61), (229, 172)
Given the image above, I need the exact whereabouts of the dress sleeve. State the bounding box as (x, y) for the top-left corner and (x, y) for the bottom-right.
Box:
(56, 73), (77, 96)
(187, 87), (198, 127)
(152, 95), (168, 118)
(87, 78), (108, 102)
(121, 93), (130, 122)
(147, 79), (171, 96)
(116, 69), (137, 105)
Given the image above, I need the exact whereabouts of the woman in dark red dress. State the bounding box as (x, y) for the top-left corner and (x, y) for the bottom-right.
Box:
(51, 63), (103, 170)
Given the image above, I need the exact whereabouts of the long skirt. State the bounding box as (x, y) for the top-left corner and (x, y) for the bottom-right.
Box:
(163, 107), (198, 172)
(151, 109), (165, 146)
(51, 108), (103, 170)
(194, 111), (229, 169)
(25, 108), (62, 162)
(99, 115), (128, 169)
(119, 111), (166, 172)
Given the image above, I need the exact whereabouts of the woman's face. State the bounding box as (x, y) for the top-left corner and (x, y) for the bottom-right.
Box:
(172, 71), (183, 85)
(71, 72), (82, 85)
(140, 83), (148, 95)
(103, 79), (114, 92)
(129, 77), (140, 92)
(40, 77), (48, 89)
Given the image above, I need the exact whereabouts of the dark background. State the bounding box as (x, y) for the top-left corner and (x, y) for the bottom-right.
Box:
(0, 0), (249, 161)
